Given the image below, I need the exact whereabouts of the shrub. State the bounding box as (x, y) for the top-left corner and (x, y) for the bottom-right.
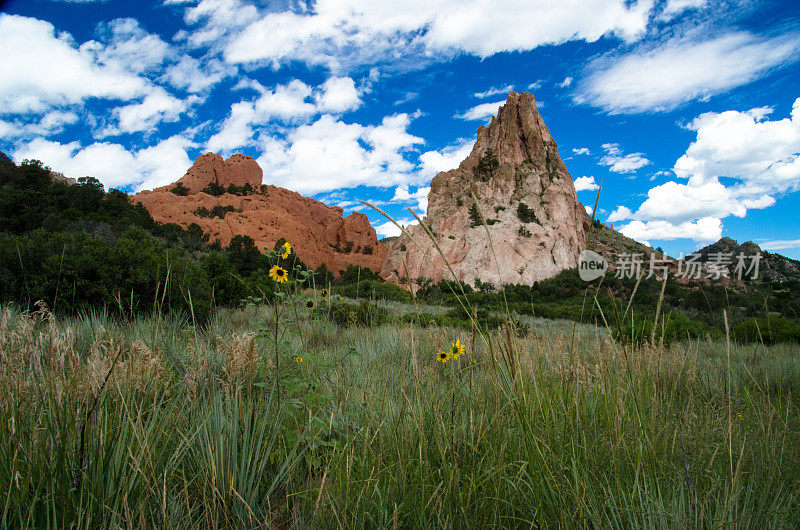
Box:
(336, 280), (411, 302)
(201, 182), (226, 196)
(731, 316), (800, 345)
(517, 202), (537, 223)
(170, 182), (190, 196)
(474, 148), (499, 181)
(469, 203), (483, 228)
(327, 300), (389, 327)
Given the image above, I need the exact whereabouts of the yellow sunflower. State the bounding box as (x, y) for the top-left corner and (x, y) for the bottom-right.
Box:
(450, 339), (465, 359)
(436, 350), (451, 363)
(295, 356), (304, 363)
(269, 265), (288, 283)
(322, 289), (328, 297)
(281, 241), (292, 259)
(306, 299), (315, 309)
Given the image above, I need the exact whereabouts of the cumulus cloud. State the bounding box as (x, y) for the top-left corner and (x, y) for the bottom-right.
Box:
(392, 185), (430, 214)
(619, 217), (722, 242)
(102, 89), (199, 136)
(256, 113), (424, 195)
(160, 55), (232, 93)
(572, 147), (591, 155)
(374, 218), (418, 239)
(217, 0), (653, 70)
(208, 77), (363, 152)
(611, 98), (800, 242)
(455, 100), (505, 121)
(0, 14), (148, 113)
(600, 143), (650, 173)
(85, 18), (173, 75)
(0, 111), (79, 140)
(558, 76), (573, 88)
(13, 135), (196, 191)
(577, 30), (800, 113)
(418, 138), (473, 178)
(573, 176), (600, 192)
(314, 77), (362, 113)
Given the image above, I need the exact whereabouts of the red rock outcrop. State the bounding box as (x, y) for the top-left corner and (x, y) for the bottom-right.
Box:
(380, 92), (588, 289)
(133, 153), (386, 273)
(175, 153), (262, 193)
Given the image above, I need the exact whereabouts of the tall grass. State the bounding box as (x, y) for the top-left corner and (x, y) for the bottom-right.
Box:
(0, 301), (798, 527)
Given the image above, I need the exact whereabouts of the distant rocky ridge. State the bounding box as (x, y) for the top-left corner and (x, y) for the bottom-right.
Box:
(133, 153), (386, 273)
(695, 237), (799, 284)
(381, 91), (588, 288)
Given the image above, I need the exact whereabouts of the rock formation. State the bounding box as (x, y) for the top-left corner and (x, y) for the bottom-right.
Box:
(380, 91), (588, 288)
(133, 153), (386, 273)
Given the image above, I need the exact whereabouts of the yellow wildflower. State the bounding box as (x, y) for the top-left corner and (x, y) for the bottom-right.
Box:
(269, 265), (288, 283)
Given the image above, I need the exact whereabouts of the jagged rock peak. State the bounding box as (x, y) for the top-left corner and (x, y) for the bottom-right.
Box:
(380, 91), (588, 289)
(465, 91), (554, 168)
(176, 153), (263, 194)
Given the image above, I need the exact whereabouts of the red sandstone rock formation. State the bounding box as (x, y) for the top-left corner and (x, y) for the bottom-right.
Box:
(133, 153), (386, 273)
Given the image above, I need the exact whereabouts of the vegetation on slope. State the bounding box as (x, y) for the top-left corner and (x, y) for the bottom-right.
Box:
(0, 157), (314, 318)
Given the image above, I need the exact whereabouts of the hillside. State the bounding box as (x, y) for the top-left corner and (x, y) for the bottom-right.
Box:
(133, 153), (386, 273)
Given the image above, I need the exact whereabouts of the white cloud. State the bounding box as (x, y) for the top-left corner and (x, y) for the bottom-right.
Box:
(662, 0), (707, 16)
(84, 18), (173, 76)
(455, 100), (505, 121)
(572, 147), (591, 155)
(374, 218), (418, 239)
(613, 98), (800, 243)
(103, 89), (198, 136)
(584, 205), (594, 215)
(182, 0), (259, 50)
(558, 76), (573, 88)
(674, 101), (800, 197)
(619, 217), (722, 242)
(392, 184), (430, 214)
(208, 77), (363, 152)
(12, 135), (196, 191)
(600, 143), (650, 173)
(607, 205), (633, 223)
(760, 239), (800, 251)
(577, 31), (800, 113)
(315, 77), (362, 113)
(573, 176), (600, 192)
(418, 138), (473, 178)
(219, 0), (654, 69)
(256, 113), (424, 195)
(0, 111), (79, 140)
(161, 55), (232, 93)
(0, 14), (148, 113)
(474, 84), (514, 99)
(527, 80), (543, 90)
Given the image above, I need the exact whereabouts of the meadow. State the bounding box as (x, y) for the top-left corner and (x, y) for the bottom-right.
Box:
(1, 292), (799, 528)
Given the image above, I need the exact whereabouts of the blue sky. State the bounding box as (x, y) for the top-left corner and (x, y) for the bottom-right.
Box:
(1, 0), (799, 258)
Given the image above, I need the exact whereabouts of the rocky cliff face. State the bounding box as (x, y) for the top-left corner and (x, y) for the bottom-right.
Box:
(380, 91), (588, 288)
(134, 153), (386, 273)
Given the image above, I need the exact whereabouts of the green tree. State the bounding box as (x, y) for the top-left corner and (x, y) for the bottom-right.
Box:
(474, 148), (499, 181)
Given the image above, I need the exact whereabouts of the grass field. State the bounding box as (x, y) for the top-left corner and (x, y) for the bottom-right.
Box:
(1, 296), (799, 528)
